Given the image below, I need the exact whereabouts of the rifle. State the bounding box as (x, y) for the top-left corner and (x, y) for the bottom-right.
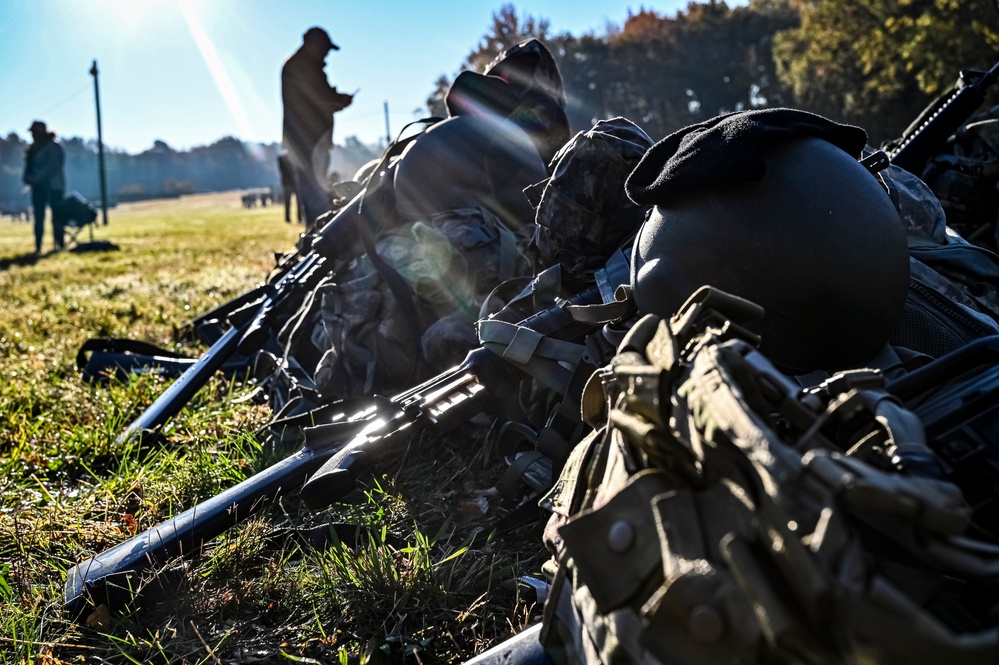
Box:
(885, 334), (999, 539)
(177, 280), (276, 346)
(64, 280), (606, 617)
(888, 59), (999, 174)
(109, 190), (369, 444)
(462, 624), (551, 665)
(102, 121), (432, 444)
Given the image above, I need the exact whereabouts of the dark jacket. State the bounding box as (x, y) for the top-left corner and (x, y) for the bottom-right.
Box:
(281, 48), (352, 166)
(23, 134), (66, 192)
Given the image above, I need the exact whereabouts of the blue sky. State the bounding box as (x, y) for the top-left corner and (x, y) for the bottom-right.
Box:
(0, 0), (697, 153)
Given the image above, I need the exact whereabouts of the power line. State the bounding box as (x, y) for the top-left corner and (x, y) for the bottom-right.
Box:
(35, 83), (92, 119)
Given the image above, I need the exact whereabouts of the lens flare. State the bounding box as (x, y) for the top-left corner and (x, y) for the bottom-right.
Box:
(177, 0), (255, 141)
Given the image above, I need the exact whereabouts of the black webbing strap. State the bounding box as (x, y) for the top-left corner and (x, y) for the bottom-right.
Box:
(77, 337), (193, 382)
(77, 337), (191, 368)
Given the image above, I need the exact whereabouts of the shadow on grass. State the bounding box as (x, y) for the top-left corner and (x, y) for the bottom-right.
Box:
(70, 240), (120, 254)
(0, 251), (45, 271)
(0, 241), (121, 270)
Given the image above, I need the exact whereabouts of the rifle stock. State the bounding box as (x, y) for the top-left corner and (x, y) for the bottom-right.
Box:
(66, 283), (603, 617)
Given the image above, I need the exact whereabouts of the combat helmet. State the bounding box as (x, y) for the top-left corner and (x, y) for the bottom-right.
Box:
(626, 109), (910, 373)
(525, 117), (654, 274)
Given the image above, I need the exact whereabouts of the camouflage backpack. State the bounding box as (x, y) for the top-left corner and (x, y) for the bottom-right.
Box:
(525, 117), (654, 275)
(882, 162), (999, 366)
(257, 205), (530, 415)
(539, 286), (999, 665)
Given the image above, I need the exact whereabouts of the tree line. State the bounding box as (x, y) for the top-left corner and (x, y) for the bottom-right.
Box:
(432, 0), (998, 145)
(0, 133), (380, 215)
(3, 0), (996, 215)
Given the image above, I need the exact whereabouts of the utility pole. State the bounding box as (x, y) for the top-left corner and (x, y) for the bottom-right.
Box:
(384, 101), (391, 145)
(89, 60), (109, 225)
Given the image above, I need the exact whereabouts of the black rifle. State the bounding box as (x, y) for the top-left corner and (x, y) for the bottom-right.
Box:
(110, 191), (369, 444)
(64, 282), (604, 617)
(462, 624), (552, 665)
(888, 59), (999, 174)
(886, 335), (999, 540)
(103, 121), (429, 444)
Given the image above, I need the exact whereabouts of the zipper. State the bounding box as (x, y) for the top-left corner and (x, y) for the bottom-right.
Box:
(909, 279), (997, 338)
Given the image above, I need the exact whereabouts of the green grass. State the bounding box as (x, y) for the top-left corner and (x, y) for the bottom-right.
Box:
(0, 193), (544, 663)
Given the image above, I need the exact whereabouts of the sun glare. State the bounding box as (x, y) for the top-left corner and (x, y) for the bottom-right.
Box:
(177, 0), (256, 142)
(83, 0), (175, 35)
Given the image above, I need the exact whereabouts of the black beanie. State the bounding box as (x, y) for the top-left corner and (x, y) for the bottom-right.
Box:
(625, 108), (868, 206)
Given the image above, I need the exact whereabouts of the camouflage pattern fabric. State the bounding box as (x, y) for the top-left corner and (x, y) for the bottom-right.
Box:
(526, 117), (654, 275)
(882, 164), (999, 360)
(539, 300), (999, 665)
(259, 206), (530, 409)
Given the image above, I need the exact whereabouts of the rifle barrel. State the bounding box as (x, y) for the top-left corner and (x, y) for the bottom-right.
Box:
(66, 279), (605, 618)
(64, 420), (369, 617)
(117, 323), (245, 443)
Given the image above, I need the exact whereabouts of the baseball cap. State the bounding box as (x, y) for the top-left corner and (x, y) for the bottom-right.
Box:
(304, 26), (339, 51)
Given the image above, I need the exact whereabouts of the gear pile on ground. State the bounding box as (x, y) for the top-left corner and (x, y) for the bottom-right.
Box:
(255, 39), (572, 417)
(69, 43), (999, 664)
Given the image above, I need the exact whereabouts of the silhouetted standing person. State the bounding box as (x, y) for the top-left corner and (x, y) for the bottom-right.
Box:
(23, 120), (66, 253)
(281, 26), (354, 227)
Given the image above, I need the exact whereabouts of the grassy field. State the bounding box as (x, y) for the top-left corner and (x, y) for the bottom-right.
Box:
(0, 193), (543, 664)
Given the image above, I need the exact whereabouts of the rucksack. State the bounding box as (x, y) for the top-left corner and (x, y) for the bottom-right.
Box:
(539, 287), (999, 664)
(919, 104), (999, 249)
(883, 163), (999, 365)
(256, 205), (531, 415)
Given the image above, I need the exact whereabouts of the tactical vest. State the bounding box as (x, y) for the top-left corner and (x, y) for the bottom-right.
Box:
(539, 287), (999, 665)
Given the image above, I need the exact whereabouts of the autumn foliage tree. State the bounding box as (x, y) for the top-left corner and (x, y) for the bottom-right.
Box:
(554, 0), (798, 139)
(426, 1), (996, 148)
(772, 0), (999, 143)
(427, 2), (797, 142)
